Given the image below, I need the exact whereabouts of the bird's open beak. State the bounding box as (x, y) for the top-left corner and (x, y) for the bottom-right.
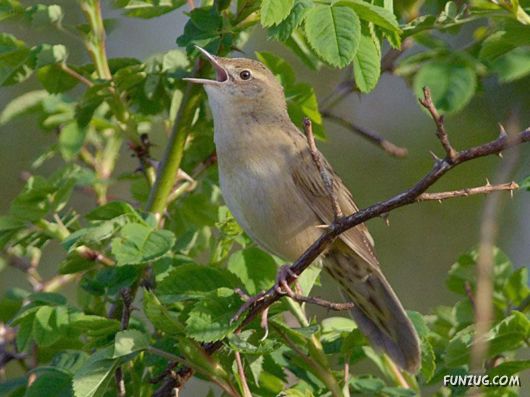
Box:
(183, 46), (228, 84)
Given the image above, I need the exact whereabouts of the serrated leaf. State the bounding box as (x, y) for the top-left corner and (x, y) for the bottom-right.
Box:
(157, 263), (238, 299)
(353, 30), (381, 92)
(227, 247), (278, 295)
(113, 329), (149, 358)
(413, 57), (476, 114)
(111, 223), (175, 265)
(268, 0), (311, 41)
(143, 289), (184, 334)
(72, 346), (119, 397)
(337, 0), (400, 32)
(261, 0), (295, 27)
(185, 288), (243, 342)
(304, 4), (360, 67)
(86, 201), (143, 222)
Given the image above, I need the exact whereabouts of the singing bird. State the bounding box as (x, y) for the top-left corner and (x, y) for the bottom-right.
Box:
(185, 47), (420, 372)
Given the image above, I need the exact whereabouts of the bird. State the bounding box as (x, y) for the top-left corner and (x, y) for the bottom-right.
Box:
(184, 47), (421, 373)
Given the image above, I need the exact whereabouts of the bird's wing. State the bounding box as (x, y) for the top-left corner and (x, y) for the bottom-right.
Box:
(290, 130), (380, 269)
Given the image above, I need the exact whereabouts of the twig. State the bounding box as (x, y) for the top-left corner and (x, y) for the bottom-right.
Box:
(416, 182), (518, 202)
(59, 63), (94, 87)
(234, 351), (252, 397)
(283, 292), (355, 311)
(419, 87), (457, 160)
(470, 119), (521, 371)
(304, 118), (343, 219)
(322, 111), (408, 158)
(154, 89), (530, 395)
(115, 289), (133, 397)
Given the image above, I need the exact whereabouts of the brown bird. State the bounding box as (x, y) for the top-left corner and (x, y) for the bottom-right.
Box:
(185, 47), (421, 372)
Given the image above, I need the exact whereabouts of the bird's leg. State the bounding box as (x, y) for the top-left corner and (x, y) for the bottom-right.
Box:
(274, 264), (298, 297)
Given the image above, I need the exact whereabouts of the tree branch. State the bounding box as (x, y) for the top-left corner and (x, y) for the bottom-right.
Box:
(154, 88), (530, 396)
(416, 182), (519, 202)
(418, 87), (457, 160)
(322, 111), (408, 158)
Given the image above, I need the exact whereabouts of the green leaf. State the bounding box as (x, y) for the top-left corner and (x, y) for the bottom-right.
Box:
(111, 223), (175, 266)
(488, 311), (530, 357)
(336, 0), (401, 32)
(117, 0), (186, 19)
(25, 4), (64, 26)
(261, 0), (295, 27)
(268, 0), (311, 41)
(408, 311), (435, 381)
(113, 329), (149, 358)
(157, 263), (238, 299)
(226, 330), (281, 354)
(59, 250), (97, 274)
(35, 44), (67, 67)
(479, 24), (530, 61)
(491, 47), (530, 83)
(0, 288), (26, 322)
(72, 346), (119, 397)
(446, 248), (512, 296)
(32, 305), (63, 347)
(37, 64), (79, 93)
(413, 56), (477, 114)
(185, 288), (243, 342)
(86, 201), (143, 222)
(69, 313), (120, 336)
(0, 33), (34, 86)
(0, 90), (48, 126)
(304, 4), (361, 67)
(143, 289), (184, 334)
(487, 360), (530, 378)
(25, 368), (73, 397)
(445, 312), (530, 366)
(352, 30), (381, 92)
(59, 121), (87, 161)
(227, 247), (278, 295)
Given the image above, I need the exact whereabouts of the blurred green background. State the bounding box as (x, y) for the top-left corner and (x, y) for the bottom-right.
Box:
(1, 1), (529, 392)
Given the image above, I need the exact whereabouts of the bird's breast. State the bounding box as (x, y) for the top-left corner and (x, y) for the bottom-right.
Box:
(213, 122), (322, 260)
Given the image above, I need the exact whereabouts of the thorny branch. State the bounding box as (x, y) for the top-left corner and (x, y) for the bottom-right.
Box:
(416, 182), (519, 202)
(153, 88), (530, 396)
(419, 87), (458, 160)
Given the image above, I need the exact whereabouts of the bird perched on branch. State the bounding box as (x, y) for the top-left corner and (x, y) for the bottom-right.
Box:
(185, 47), (420, 373)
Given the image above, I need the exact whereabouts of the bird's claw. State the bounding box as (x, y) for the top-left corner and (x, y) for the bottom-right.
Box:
(274, 264), (298, 297)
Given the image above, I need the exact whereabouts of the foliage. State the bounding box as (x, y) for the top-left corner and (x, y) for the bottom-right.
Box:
(0, 1), (529, 396)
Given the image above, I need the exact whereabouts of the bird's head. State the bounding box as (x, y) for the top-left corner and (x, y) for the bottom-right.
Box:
(184, 47), (287, 115)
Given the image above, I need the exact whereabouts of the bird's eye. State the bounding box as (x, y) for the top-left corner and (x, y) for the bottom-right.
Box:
(239, 70), (252, 80)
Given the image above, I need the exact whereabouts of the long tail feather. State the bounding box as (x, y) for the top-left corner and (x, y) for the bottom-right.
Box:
(325, 248), (420, 373)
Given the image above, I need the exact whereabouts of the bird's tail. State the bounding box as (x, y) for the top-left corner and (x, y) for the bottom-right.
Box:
(325, 246), (420, 373)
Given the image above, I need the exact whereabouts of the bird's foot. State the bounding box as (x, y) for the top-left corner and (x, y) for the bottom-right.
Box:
(274, 264), (298, 297)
